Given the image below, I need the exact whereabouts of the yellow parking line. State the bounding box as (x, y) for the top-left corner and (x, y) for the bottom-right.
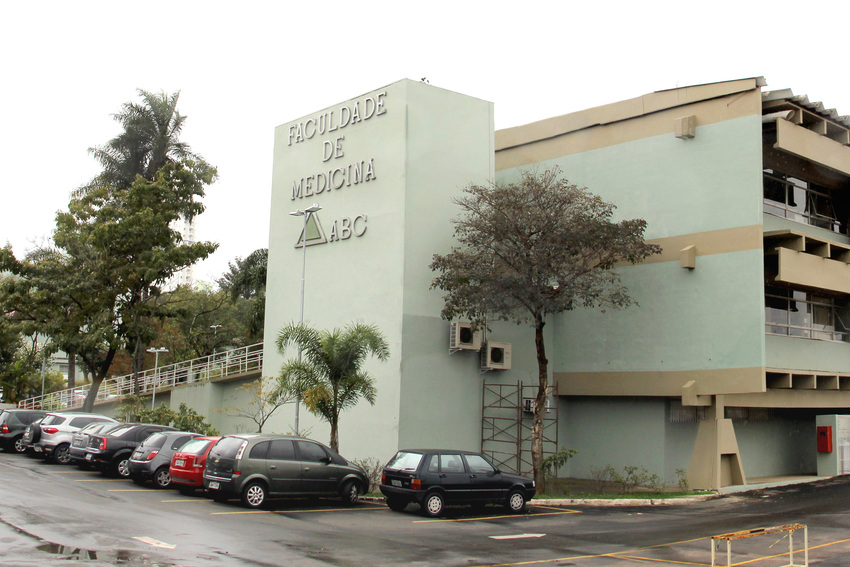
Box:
(109, 489), (151, 492)
(414, 509), (581, 524)
(210, 506), (386, 516)
(161, 499), (210, 503)
(75, 479), (131, 482)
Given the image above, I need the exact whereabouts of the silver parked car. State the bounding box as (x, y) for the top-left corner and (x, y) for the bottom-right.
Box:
(33, 412), (118, 464)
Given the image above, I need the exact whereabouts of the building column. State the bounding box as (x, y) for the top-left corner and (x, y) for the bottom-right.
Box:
(687, 396), (747, 490)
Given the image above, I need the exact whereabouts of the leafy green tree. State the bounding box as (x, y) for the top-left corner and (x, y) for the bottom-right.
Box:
(86, 90), (207, 191)
(275, 322), (389, 451)
(218, 248), (267, 341)
(429, 168), (661, 493)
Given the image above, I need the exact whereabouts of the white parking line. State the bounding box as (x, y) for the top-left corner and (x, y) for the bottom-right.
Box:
(489, 534), (546, 540)
(132, 536), (176, 549)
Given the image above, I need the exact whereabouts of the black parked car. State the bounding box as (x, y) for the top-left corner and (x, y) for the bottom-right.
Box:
(85, 423), (176, 477)
(0, 409), (47, 453)
(203, 434), (369, 509)
(69, 421), (123, 468)
(379, 449), (536, 517)
(128, 431), (201, 488)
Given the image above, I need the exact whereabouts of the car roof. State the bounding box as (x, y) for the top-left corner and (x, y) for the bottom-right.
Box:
(397, 449), (482, 455)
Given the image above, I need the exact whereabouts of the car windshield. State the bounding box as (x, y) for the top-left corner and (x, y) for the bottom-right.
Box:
(178, 438), (214, 455)
(210, 437), (247, 459)
(78, 422), (104, 434)
(141, 433), (168, 449)
(41, 415), (66, 426)
(107, 424), (136, 437)
(385, 451), (424, 472)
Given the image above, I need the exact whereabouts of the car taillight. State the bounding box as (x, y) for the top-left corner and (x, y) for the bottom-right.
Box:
(43, 427), (59, 434)
(411, 478), (421, 490)
(193, 457), (204, 468)
(381, 473), (386, 484)
(1, 424), (7, 433)
(99, 438), (107, 450)
(145, 451), (158, 461)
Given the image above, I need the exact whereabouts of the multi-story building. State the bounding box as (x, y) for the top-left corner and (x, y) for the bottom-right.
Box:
(256, 77), (850, 490)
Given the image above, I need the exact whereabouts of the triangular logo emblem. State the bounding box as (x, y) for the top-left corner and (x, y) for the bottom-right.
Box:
(295, 213), (327, 248)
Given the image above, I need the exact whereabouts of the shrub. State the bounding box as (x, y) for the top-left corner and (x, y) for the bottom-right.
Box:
(352, 457), (384, 493)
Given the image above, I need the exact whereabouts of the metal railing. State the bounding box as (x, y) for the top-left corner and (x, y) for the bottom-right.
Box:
(18, 343), (264, 411)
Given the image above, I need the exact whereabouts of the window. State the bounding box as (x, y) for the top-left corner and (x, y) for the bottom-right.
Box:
(765, 285), (850, 342)
(464, 454), (495, 474)
(268, 440), (296, 460)
(439, 454), (465, 473)
(249, 441), (270, 459)
(763, 170), (844, 233)
(296, 441), (328, 463)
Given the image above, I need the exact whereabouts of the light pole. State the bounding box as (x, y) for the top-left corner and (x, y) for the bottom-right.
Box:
(146, 347), (169, 409)
(289, 202), (322, 435)
(210, 324), (222, 354)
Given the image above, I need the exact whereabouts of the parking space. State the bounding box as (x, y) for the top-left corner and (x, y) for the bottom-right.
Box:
(6, 450), (850, 566)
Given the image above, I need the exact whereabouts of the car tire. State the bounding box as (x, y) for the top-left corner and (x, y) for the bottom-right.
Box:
(505, 489), (527, 513)
(340, 480), (360, 506)
(386, 498), (408, 512)
(114, 456), (131, 478)
(153, 467), (171, 489)
(422, 491), (445, 518)
(12, 436), (28, 454)
(53, 444), (71, 465)
(241, 481), (267, 509)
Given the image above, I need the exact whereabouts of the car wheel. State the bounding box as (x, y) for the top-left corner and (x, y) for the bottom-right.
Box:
(505, 489), (526, 513)
(12, 437), (27, 454)
(153, 467), (171, 489)
(241, 481), (267, 509)
(422, 491), (445, 518)
(114, 456), (131, 478)
(386, 498), (408, 512)
(53, 444), (71, 465)
(340, 480), (359, 506)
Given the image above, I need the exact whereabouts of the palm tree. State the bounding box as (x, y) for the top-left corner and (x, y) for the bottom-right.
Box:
(275, 321), (389, 451)
(85, 89), (207, 191)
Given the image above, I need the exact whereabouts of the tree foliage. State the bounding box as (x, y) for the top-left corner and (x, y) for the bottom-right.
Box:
(217, 248), (267, 341)
(430, 168), (661, 492)
(275, 321), (389, 451)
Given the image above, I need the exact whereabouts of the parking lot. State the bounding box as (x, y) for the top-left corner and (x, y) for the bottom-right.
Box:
(3, 450), (850, 566)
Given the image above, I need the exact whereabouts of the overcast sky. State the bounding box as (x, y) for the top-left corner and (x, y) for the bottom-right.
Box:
(3, 0), (849, 283)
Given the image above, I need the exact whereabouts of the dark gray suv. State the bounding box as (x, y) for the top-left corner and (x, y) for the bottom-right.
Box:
(203, 434), (369, 509)
(0, 409), (47, 453)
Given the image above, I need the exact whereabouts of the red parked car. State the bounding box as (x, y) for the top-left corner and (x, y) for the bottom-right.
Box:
(169, 436), (221, 493)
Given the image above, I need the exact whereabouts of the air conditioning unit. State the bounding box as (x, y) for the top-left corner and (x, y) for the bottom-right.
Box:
(522, 397), (551, 414)
(449, 321), (481, 351)
(481, 342), (511, 371)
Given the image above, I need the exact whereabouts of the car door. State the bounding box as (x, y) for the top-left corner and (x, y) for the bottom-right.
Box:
(434, 453), (471, 502)
(463, 453), (502, 501)
(295, 440), (336, 494)
(265, 439), (300, 493)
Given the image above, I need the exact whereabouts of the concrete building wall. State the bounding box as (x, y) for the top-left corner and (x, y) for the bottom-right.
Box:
(262, 80), (498, 461)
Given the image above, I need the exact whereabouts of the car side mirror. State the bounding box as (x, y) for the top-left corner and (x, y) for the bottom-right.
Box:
(493, 468), (501, 475)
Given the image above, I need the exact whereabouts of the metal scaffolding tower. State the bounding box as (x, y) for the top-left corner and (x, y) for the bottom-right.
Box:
(481, 381), (558, 477)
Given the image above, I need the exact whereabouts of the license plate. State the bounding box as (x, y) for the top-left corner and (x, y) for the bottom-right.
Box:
(208, 481), (220, 490)
(85, 453), (92, 461)
(391, 480), (402, 487)
(175, 459), (185, 467)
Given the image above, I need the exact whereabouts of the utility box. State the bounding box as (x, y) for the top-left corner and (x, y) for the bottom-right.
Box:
(817, 425), (833, 453)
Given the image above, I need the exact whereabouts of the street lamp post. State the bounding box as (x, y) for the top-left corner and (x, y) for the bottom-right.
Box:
(288, 203), (322, 436)
(146, 347), (169, 409)
(210, 324), (222, 354)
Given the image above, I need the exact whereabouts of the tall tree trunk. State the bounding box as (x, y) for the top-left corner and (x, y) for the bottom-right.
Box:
(81, 348), (116, 413)
(532, 314), (548, 494)
(67, 349), (76, 390)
